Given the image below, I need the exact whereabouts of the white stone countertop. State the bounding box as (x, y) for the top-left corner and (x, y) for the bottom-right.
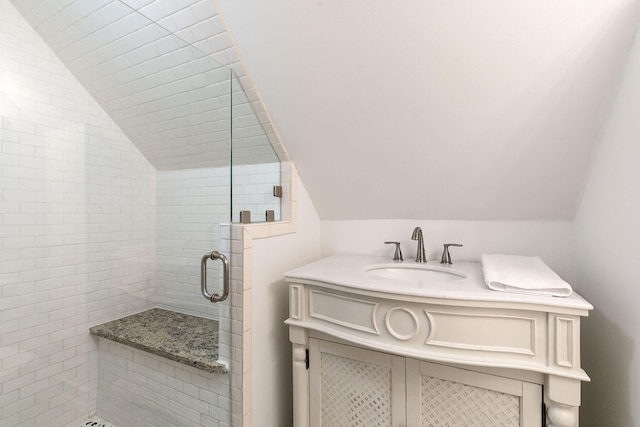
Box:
(284, 255), (593, 313)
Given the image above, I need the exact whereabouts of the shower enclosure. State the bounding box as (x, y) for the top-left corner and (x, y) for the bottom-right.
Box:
(3, 0), (281, 425)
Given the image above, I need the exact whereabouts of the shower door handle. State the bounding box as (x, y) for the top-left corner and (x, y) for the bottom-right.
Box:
(201, 251), (230, 303)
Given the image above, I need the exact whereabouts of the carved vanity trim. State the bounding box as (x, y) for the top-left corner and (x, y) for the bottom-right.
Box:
(285, 255), (593, 427)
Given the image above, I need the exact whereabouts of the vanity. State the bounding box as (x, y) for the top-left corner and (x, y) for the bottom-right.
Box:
(285, 255), (593, 427)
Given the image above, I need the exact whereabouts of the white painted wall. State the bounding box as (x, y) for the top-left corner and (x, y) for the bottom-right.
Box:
(321, 220), (576, 282)
(575, 27), (640, 427)
(250, 183), (582, 427)
(251, 176), (322, 427)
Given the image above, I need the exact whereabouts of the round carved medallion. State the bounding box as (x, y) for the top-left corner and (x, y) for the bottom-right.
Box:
(385, 307), (418, 341)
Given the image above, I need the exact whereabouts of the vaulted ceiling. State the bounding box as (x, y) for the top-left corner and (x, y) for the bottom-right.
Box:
(217, 0), (640, 220)
(11, 0), (282, 170)
(12, 0), (640, 220)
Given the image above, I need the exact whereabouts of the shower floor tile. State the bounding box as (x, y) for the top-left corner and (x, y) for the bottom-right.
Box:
(78, 415), (116, 427)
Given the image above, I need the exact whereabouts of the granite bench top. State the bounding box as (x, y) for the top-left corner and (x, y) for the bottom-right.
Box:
(90, 308), (228, 374)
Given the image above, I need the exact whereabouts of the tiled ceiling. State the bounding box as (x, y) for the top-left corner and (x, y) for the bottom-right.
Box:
(11, 0), (284, 170)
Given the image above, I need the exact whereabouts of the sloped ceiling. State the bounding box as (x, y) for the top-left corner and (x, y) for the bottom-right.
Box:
(217, 0), (640, 220)
(11, 0), (282, 170)
(12, 0), (640, 220)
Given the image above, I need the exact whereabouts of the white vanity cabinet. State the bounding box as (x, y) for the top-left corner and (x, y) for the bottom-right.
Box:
(405, 357), (542, 427)
(285, 256), (593, 427)
(309, 338), (405, 427)
(309, 337), (542, 427)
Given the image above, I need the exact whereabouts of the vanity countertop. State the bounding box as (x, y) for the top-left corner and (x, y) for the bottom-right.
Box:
(284, 255), (593, 313)
(90, 308), (228, 374)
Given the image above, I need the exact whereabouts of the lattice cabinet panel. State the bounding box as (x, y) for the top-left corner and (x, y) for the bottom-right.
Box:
(309, 338), (543, 427)
(421, 375), (520, 426)
(407, 359), (542, 427)
(309, 339), (406, 427)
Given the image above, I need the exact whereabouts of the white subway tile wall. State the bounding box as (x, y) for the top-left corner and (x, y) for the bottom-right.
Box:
(154, 161), (279, 312)
(232, 163), (281, 223)
(155, 167), (230, 318)
(1, 1), (156, 425)
(11, 0), (290, 172)
(230, 72), (281, 170)
(1, 0), (284, 425)
(228, 224), (245, 427)
(96, 339), (231, 427)
(155, 168), (232, 371)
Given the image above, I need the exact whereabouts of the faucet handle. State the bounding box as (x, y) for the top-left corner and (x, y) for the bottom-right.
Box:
(440, 243), (463, 264)
(384, 241), (403, 262)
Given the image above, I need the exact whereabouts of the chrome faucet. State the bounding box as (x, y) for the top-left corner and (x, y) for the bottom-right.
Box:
(411, 227), (427, 263)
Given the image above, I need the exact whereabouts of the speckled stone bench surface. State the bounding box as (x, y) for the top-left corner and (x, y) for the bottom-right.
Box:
(90, 308), (228, 374)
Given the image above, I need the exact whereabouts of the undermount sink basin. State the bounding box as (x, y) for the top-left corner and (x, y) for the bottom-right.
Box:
(365, 264), (465, 282)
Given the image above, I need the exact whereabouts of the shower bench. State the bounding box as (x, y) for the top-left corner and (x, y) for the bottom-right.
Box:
(90, 308), (227, 374)
(89, 308), (231, 426)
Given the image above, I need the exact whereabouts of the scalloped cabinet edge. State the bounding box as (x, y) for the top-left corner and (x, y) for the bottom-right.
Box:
(285, 257), (592, 427)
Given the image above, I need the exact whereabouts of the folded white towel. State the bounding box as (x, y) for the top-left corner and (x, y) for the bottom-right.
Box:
(481, 254), (573, 297)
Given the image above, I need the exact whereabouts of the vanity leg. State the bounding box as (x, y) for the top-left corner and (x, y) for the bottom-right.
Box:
(290, 326), (309, 427)
(546, 403), (578, 427)
(545, 375), (581, 427)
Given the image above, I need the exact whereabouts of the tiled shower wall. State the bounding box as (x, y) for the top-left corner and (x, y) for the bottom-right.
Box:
(0, 0), (156, 424)
(155, 168), (230, 318)
(10, 0), (289, 173)
(2, 1), (282, 425)
(155, 163), (279, 370)
(155, 162), (279, 316)
(232, 162), (281, 222)
(155, 167), (232, 370)
(96, 339), (231, 427)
